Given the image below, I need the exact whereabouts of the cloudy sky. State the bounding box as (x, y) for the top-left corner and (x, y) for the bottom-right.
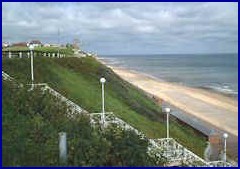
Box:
(2, 2), (238, 55)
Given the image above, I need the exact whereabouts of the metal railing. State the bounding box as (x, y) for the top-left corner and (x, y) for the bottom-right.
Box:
(89, 113), (234, 167)
(208, 161), (233, 167)
(2, 71), (13, 81)
(149, 138), (208, 166)
(25, 83), (88, 118)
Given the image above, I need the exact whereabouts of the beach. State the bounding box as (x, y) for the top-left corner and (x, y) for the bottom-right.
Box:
(110, 66), (238, 136)
(97, 56), (238, 159)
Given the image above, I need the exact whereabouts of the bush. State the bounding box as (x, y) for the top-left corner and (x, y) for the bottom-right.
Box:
(2, 81), (161, 166)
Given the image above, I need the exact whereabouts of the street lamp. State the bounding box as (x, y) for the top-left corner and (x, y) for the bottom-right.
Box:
(163, 107), (171, 157)
(29, 44), (34, 90)
(223, 133), (228, 166)
(100, 77), (106, 127)
(164, 107), (171, 138)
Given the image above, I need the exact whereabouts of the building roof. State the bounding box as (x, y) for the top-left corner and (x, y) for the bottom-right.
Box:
(12, 42), (28, 47)
(30, 40), (42, 44)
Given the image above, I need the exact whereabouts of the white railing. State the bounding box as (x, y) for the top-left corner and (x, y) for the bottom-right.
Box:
(208, 161), (233, 167)
(149, 138), (208, 166)
(2, 71), (235, 167)
(26, 83), (88, 118)
(2, 72), (88, 119)
(44, 85), (88, 118)
(89, 113), (234, 167)
(2, 71), (13, 81)
(89, 112), (145, 138)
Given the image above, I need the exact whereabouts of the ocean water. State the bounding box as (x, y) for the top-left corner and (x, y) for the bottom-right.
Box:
(100, 54), (238, 98)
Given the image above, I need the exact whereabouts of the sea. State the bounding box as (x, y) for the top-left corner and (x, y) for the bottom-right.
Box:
(100, 53), (238, 98)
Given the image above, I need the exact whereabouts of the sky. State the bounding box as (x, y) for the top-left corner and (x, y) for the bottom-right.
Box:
(2, 2), (238, 55)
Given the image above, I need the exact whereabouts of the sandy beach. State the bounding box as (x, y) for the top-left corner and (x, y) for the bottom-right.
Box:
(97, 57), (238, 159)
(97, 57), (238, 136)
(112, 66), (238, 136)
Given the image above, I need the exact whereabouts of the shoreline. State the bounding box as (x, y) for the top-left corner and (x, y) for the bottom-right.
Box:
(96, 56), (238, 136)
(96, 56), (238, 160)
(98, 56), (238, 100)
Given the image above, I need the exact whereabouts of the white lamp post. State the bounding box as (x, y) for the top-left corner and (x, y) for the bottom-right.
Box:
(100, 77), (106, 127)
(163, 107), (171, 156)
(29, 44), (34, 90)
(164, 107), (171, 138)
(223, 133), (228, 166)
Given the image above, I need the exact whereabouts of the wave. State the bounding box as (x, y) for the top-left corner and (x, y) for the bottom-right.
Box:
(99, 55), (238, 99)
(199, 84), (238, 97)
(98, 57), (125, 66)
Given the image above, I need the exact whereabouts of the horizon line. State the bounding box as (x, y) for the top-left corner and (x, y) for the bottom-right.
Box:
(101, 52), (238, 56)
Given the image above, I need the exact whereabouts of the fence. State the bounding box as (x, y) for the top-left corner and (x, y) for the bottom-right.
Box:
(2, 51), (66, 59)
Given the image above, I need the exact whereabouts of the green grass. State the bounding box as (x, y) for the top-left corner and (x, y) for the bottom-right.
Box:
(2, 57), (207, 157)
(2, 81), (156, 166)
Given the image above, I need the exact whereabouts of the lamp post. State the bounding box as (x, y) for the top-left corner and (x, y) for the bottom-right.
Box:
(223, 133), (228, 166)
(164, 107), (171, 138)
(163, 107), (171, 157)
(29, 44), (34, 90)
(100, 77), (106, 127)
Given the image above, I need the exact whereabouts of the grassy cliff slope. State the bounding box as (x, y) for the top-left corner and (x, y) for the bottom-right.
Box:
(2, 57), (207, 157)
(3, 80), (157, 166)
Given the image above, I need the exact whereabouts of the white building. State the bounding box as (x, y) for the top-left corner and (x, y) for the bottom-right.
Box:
(2, 42), (10, 48)
(29, 40), (42, 47)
